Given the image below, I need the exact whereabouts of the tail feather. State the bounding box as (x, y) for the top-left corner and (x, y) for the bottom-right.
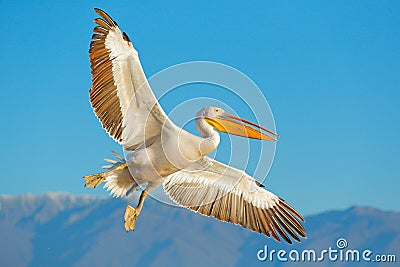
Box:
(84, 151), (138, 198)
(112, 150), (124, 161)
(103, 165), (137, 197)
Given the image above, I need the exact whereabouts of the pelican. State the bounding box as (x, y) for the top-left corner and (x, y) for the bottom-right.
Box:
(84, 8), (306, 244)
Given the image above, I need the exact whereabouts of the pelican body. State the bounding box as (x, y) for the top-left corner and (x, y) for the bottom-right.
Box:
(84, 8), (306, 244)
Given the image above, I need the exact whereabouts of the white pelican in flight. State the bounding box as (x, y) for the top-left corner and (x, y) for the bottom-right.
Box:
(84, 8), (306, 244)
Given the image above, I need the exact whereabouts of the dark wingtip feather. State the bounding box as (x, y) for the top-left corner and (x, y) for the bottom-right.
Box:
(93, 8), (118, 27)
(122, 32), (131, 42)
(279, 198), (305, 222)
(255, 180), (265, 188)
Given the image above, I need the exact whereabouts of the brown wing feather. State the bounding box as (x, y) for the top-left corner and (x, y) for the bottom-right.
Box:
(89, 8), (133, 143)
(164, 173), (306, 244)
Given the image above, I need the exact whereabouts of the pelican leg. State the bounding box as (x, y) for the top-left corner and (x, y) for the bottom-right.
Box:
(124, 190), (149, 231)
(83, 173), (106, 188)
(83, 152), (126, 188)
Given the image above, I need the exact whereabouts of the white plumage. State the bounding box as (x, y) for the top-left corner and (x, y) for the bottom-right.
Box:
(84, 8), (306, 243)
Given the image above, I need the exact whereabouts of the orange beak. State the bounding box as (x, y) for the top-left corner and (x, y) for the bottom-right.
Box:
(205, 113), (279, 141)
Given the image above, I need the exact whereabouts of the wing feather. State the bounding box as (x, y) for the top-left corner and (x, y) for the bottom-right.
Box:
(163, 157), (306, 244)
(89, 8), (173, 148)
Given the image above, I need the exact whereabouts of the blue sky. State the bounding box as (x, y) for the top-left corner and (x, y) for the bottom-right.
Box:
(0, 0), (399, 216)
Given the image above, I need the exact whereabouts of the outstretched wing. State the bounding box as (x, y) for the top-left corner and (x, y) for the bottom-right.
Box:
(163, 157), (306, 243)
(89, 8), (173, 149)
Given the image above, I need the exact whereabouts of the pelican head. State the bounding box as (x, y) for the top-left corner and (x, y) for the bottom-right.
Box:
(196, 106), (279, 141)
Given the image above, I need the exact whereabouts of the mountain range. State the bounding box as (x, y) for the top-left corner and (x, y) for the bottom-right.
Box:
(0, 193), (398, 267)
